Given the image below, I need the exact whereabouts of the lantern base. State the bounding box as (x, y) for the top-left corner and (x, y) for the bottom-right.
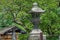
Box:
(29, 29), (43, 40)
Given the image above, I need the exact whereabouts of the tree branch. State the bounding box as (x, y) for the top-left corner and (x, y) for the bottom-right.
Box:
(10, 10), (30, 31)
(10, 10), (24, 26)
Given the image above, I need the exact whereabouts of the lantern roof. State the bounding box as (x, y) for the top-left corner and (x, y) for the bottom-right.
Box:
(30, 2), (45, 13)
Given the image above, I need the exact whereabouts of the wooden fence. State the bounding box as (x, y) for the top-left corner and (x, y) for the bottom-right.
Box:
(0, 34), (18, 40)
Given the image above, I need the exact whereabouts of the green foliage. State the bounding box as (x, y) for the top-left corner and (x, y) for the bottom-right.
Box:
(47, 36), (59, 40)
(0, 0), (60, 40)
(19, 34), (29, 40)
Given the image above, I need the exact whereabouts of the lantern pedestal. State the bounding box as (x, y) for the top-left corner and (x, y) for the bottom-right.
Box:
(29, 29), (43, 40)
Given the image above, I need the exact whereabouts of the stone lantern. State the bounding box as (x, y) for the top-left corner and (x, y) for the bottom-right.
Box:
(28, 2), (45, 40)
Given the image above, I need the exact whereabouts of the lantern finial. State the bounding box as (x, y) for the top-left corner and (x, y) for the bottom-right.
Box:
(33, 2), (38, 6)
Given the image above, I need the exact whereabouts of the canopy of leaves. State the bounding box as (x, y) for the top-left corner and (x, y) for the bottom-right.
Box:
(0, 0), (60, 38)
